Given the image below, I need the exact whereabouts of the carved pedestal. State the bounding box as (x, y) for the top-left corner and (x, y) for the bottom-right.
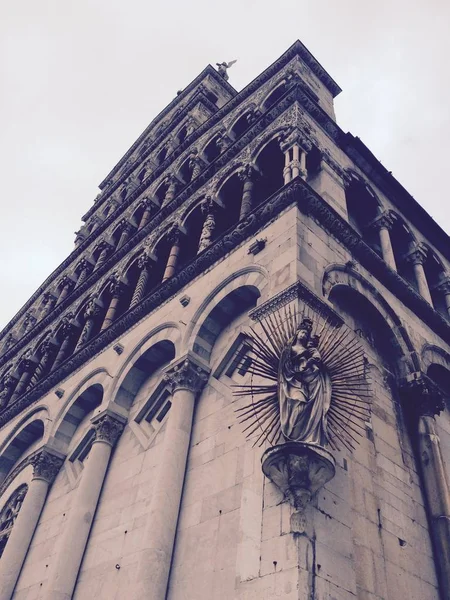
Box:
(262, 442), (335, 533)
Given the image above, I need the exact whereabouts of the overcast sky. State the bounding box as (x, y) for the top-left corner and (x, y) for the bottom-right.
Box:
(1, 0), (449, 331)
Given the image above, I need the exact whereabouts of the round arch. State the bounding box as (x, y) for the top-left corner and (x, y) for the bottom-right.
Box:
(323, 264), (419, 376)
(250, 126), (290, 163)
(50, 370), (109, 453)
(422, 344), (450, 373)
(0, 407), (48, 482)
(111, 323), (180, 411)
(184, 266), (268, 362)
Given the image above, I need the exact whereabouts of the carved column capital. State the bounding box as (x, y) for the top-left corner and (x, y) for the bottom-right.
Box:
(163, 356), (210, 394)
(30, 449), (64, 483)
(369, 211), (396, 232)
(201, 195), (217, 216)
(83, 297), (100, 319)
(109, 275), (127, 298)
(405, 245), (428, 266)
(238, 163), (259, 183)
(400, 372), (446, 418)
(92, 413), (125, 447)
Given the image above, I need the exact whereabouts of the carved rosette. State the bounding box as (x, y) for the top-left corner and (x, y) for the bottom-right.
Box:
(164, 358), (209, 394)
(93, 414), (125, 447)
(31, 450), (64, 484)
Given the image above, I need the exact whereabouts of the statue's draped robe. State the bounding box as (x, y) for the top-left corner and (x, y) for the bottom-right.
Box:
(278, 342), (331, 446)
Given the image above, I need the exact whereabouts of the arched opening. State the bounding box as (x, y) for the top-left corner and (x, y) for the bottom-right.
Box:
(115, 340), (175, 410)
(0, 419), (44, 481)
(156, 146), (168, 165)
(193, 285), (260, 362)
(254, 139), (285, 205)
(203, 136), (221, 163)
(137, 166), (149, 184)
(177, 125), (188, 145)
(261, 83), (286, 111)
(345, 177), (381, 252)
(178, 157), (193, 185)
(328, 285), (404, 376)
(215, 173), (242, 236)
(428, 364), (450, 397)
(230, 112), (251, 140)
(306, 145), (322, 179)
(54, 384), (103, 451)
(155, 180), (169, 205)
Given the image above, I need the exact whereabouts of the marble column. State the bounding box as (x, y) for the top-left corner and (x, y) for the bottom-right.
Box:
(406, 246), (433, 305)
(132, 356), (209, 600)
(75, 259), (92, 288)
(51, 320), (77, 372)
(0, 449), (64, 600)
(43, 413), (124, 600)
(94, 241), (112, 271)
(55, 277), (74, 307)
(138, 198), (159, 230)
(198, 197), (216, 253)
(74, 298), (100, 352)
(238, 164), (258, 220)
(30, 339), (57, 385)
(370, 212), (397, 270)
(400, 375), (450, 600)
(162, 228), (182, 282)
(116, 222), (134, 251)
(282, 148), (292, 185)
(100, 279), (125, 331)
(130, 252), (152, 308)
(39, 293), (56, 319)
(10, 356), (36, 403)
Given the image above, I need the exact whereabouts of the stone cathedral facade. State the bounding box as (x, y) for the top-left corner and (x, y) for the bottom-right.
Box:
(0, 39), (449, 600)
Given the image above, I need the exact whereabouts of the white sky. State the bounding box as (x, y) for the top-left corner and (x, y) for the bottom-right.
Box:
(1, 0), (449, 331)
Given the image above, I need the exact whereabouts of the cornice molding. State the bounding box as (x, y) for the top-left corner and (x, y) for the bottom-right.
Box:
(2, 177), (450, 428)
(0, 85), (309, 359)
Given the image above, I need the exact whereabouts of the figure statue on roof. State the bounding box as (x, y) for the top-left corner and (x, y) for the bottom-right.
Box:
(216, 60), (237, 81)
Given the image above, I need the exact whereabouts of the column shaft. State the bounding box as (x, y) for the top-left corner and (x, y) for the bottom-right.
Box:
(239, 178), (254, 220)
(413, 261), (433, 304)
(283, 150), (291, 185)
(162, 242), (180, 282)
(418, 415), (450, 599)
(0, 477), (49, 599)
(132, 387), (196, 599)
(379, 226), (397, 271)
(43, 441), (112, 600)
(139, 207), (153, 230)
(130, 267), (150, 308)
(100, 296), (120, 331)
(10, 370), (32, 403)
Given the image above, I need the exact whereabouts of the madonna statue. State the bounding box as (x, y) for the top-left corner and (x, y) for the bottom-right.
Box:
(278, 318), (332, 446)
